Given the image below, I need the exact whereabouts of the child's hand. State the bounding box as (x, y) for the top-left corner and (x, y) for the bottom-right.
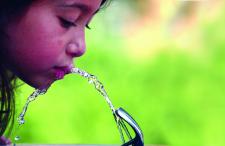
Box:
(0, 136), (11, 145)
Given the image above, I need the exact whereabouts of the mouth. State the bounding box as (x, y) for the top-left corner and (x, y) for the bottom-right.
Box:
(53, 65), (73, 80)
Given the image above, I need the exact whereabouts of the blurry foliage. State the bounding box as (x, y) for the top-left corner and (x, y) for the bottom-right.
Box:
(10, 0), (225, 146)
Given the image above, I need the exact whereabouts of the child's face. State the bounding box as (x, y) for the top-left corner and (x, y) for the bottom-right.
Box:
(4, 0), (102, 88)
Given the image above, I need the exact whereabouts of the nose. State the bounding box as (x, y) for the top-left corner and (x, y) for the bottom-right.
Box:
(66, 39), (86, 58)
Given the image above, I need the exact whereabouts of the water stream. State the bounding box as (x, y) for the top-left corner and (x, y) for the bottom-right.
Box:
(15, 67), (122, 142)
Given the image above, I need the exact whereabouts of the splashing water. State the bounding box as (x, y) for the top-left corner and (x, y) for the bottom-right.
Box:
(15, 88), (48, 141)
(17, 88), (48, 125)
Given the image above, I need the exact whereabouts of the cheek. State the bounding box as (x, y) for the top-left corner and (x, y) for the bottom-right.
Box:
(4, 4), (67, 73)
(6, 27), (65, 72)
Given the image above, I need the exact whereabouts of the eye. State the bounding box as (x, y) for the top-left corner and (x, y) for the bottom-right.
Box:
(58, 17), (77, 29)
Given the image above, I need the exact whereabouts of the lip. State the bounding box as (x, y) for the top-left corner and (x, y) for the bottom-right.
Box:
(53, 65), (73, 80)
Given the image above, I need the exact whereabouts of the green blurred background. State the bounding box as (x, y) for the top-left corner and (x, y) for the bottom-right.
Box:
(10, 0), (225, 145)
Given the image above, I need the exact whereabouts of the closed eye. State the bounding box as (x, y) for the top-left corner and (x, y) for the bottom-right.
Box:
(59, 17), (91, 30)
(59, 17), (77, 29)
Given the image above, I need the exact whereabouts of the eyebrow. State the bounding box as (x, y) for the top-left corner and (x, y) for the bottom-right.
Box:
(60, 3), (99, 15)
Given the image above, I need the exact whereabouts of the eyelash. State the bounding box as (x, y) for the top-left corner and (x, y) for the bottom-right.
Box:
(59, 17), (91, 30)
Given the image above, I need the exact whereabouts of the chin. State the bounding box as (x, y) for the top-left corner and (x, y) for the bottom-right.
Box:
(16, 70), (56, 89)
(24, 76), (55, 89)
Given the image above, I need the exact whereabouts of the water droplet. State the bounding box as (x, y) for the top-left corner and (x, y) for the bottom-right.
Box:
(83, 72), (89, 77)
(88, 79), (93, 84)
(19, 119), (25, 125)
(71, 68), (79, 73)
(15, 136), (20, 141)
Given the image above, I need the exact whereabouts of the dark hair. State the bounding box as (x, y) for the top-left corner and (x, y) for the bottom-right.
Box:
(0, 0), (110, 137)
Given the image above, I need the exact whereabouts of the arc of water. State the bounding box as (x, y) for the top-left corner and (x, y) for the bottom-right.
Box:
(16, 67), (123, 142)
(17, 88), (48, 125)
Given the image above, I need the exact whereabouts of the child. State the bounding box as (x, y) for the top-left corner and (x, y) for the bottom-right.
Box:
(0, 0), (110, 144)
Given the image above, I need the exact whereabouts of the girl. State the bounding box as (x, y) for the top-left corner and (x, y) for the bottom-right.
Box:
(0, 0), (110, 144)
